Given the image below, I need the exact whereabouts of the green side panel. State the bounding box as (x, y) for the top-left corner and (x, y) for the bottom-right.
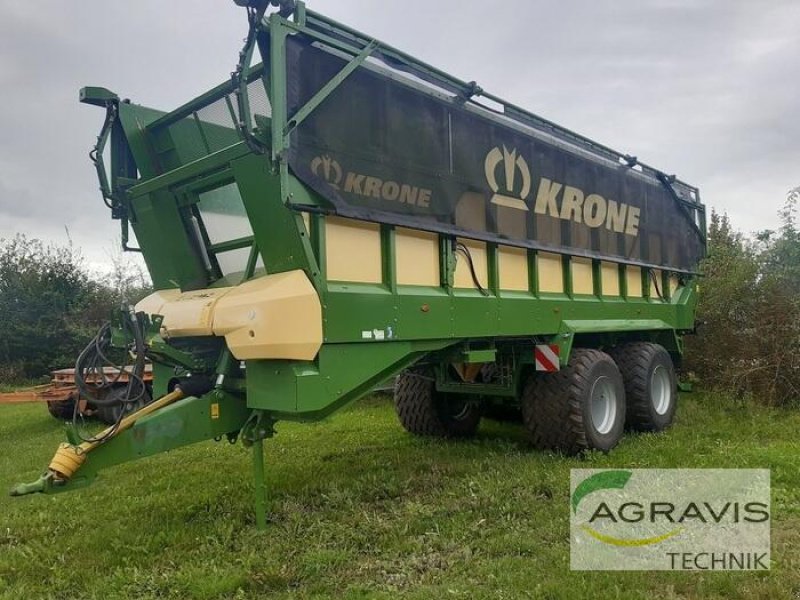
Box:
(318, 284), (698, 344)
(130, 191), (208, 290)
(246, 340), (455, 420)
(230, 153), (320, 282)
(116, 102), (168, 177)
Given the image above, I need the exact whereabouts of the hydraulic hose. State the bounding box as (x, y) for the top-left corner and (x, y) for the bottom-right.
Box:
(73, 309), (149, 444)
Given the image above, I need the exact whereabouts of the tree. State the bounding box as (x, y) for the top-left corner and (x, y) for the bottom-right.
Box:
(684, 211), (761, 393)
(685, 189), (800, 406)
(759, 187), (800, 295)
(0, 236), (151, 381)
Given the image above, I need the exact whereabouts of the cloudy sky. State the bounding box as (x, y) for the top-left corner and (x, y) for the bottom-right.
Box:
(1, 0), (797, 271)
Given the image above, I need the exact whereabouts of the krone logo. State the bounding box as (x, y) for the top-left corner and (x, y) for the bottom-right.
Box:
(484, 145), (531, 211)
(310, 155), (343, 189)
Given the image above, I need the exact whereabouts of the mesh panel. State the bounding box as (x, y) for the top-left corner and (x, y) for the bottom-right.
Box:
(245, 78), (272, 121)
(195, 96), (239, 153)
(154, 70), (272, 169)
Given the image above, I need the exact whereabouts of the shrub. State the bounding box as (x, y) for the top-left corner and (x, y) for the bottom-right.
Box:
(685, 190), (800, 406)
(0, 236), (150, 380)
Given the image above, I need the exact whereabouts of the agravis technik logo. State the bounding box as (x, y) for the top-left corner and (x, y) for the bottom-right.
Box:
(572, 470), (683, 547)
(570, 469), (771, 571)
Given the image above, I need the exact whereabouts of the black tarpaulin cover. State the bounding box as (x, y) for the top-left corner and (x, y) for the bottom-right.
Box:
(285, 35), (704, 272)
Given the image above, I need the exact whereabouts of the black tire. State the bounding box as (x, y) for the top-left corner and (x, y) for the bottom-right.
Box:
(95, 386), (150, 425)
(610, 342), (677, 432)
(46, 396), (76, 420)
(520, 348), (626, 454)
(394, 368), (481, 437)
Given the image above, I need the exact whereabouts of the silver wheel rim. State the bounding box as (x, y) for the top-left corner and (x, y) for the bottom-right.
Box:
(590, 376), (618, 435)
(651, 365), (672, 415)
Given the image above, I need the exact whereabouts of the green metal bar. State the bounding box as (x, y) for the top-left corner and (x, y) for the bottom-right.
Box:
(285, 40), (378, 136)
(592, 259), (602, 297)
(128, 142), (250, 198)
(487, 243), (499, 295)
(191, 112), (213, 154)
(245, 243), (260, 279)
(252, 438), (267, 531)
(311, 213), (327, 284)
(462, 348), (497, 363)
(381, 224), (397, 294)
(303, 10), (469, 97)
(269, 15), (289, 162)
(224, 94), (239, 126)
(90, 103), (118, 204)
(175, 171), (238, 203)
(529, 250), (539, 295)
(209, 236), (254, 254)
(562, 255), (573, 298)
(440, 236), (455, 290)
(561, 318), (673, 334)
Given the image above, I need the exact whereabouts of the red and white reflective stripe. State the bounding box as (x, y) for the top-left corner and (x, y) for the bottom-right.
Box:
(535, 344), (560, 372)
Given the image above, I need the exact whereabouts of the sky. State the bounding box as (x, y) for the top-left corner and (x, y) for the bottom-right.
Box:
(1, 0), (798, 272)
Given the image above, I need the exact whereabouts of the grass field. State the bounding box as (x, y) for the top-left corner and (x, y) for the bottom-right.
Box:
(0, 391), (798, 599)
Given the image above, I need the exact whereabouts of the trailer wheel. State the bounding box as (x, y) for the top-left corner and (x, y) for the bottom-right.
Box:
(611, 342), (677, 432)
(46, 396), (76, 421)
(521, 348), (625, 454)
(394, 369), (481, 437)
(95, 386), (150, 425)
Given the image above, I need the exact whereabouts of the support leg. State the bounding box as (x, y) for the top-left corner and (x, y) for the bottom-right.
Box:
(252, 437), (267, 530)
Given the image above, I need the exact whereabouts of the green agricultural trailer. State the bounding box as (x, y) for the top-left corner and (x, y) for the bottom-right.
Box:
(12, 0), (705, 527)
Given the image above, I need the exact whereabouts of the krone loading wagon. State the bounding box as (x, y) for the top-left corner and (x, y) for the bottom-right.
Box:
(12, 0), (706, 527)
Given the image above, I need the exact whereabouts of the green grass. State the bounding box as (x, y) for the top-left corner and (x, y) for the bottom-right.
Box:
(0, 392), (798, 599)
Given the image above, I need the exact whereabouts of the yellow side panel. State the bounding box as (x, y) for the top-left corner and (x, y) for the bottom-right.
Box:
(498, 246), (529, 291)
(396, 228), (439, 286)
(626, 267), (643, 298)
(538, 252), (563, 293)
(213, 270), (322, 361)
(601, 262), (620, 297)
(134, 289), (182, 318)
(325, 216), (382, 283)
(156, 287), (233, 337)
(669, 274), (681, 296)
(571, 258), (594, 295)
(454, 238), (488, 289)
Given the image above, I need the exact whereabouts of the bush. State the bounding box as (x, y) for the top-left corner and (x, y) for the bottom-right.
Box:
(685, 190), (800, 406)
(0, 235), (151, 380)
